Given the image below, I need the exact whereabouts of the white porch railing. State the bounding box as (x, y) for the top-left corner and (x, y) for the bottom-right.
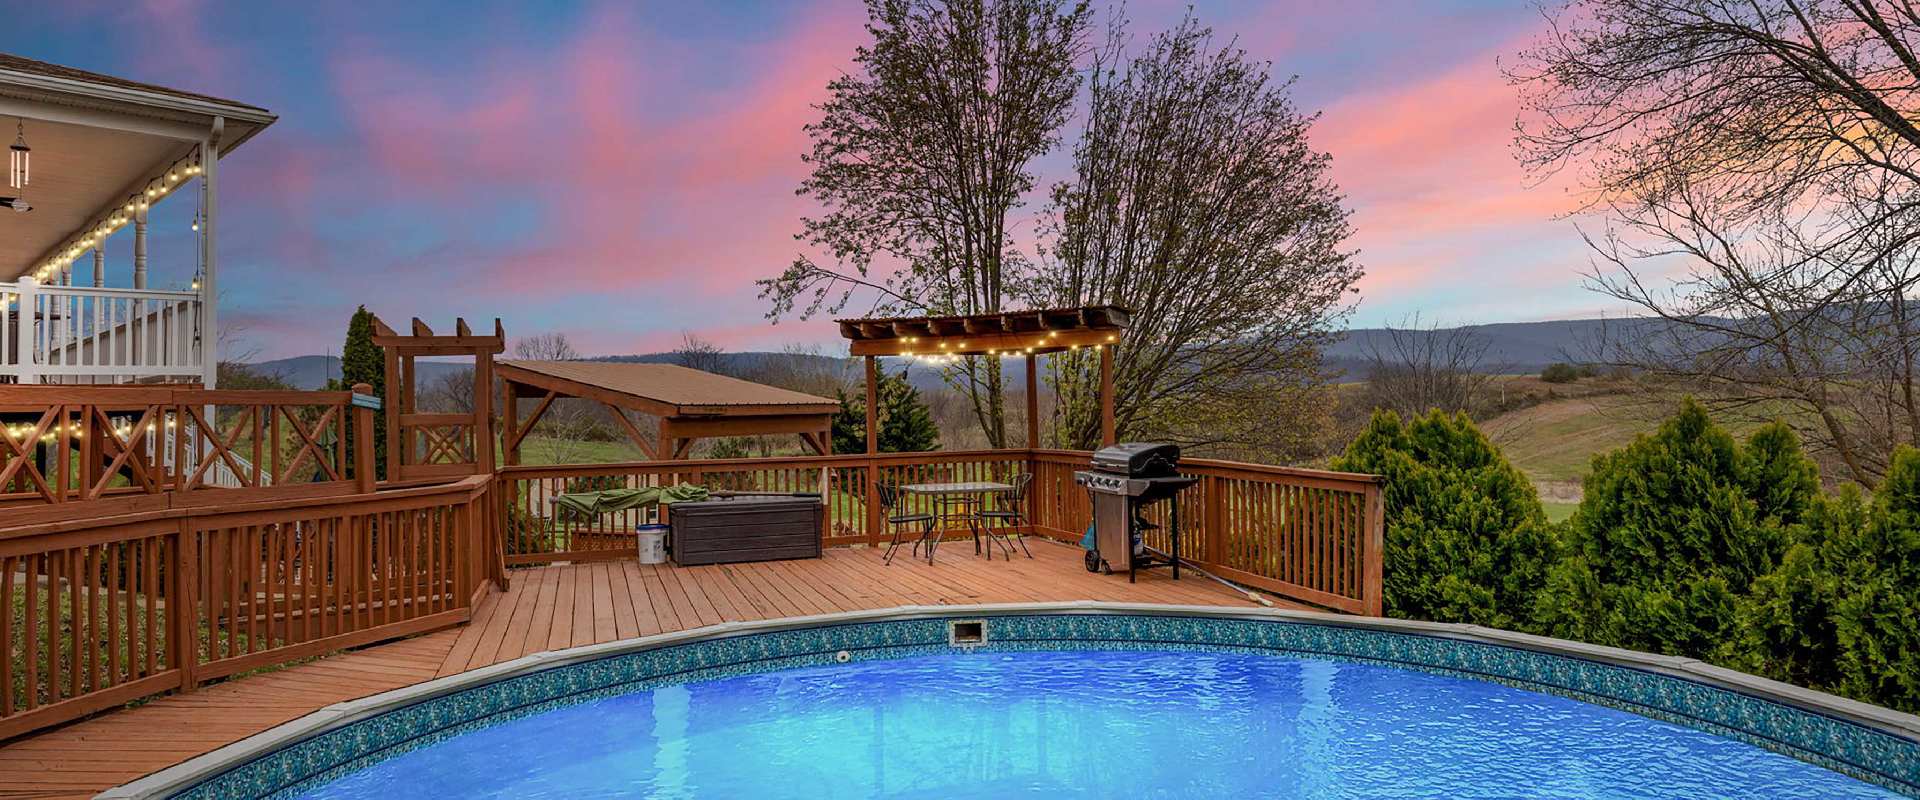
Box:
(0, 276), (205, 384)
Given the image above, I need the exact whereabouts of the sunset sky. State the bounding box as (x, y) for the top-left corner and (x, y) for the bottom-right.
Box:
(7, 0), (1612, 360)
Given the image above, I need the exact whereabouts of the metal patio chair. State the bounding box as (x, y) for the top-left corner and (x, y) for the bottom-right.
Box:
(977, 472), (1034, 559)
(878, 481), (937, 565)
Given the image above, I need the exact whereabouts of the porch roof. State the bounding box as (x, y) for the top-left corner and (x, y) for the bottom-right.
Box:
(0, 52), (277, 282)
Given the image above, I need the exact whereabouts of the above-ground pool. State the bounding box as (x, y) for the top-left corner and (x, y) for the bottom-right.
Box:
(116, 608), (1920, 799)
(296, 650), (1895, 799)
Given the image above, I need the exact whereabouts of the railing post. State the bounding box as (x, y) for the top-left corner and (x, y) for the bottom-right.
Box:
(864, 457), (881, 546)
(15, 277), (36, 384)
(351, 384), (379, 493)
(1362, 482), (1385, 617)
(1205, 474), (1225, 568)
(169, 518), (198, 692)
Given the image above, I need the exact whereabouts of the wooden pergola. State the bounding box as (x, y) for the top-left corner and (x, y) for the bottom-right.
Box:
(371, 316), (504, 484)
(836, 305), (1131, 451)
(496, 360), (840, 463)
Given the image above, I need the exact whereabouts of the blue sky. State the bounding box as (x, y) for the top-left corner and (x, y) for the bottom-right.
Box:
(6, 0), (1618, 359)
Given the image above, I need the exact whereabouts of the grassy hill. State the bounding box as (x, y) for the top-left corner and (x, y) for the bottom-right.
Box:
(1477, 380), (1799, 522)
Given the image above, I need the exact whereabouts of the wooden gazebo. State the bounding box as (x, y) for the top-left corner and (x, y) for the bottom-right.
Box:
(496, 360), (840, 463)
(836, 305), (1130, 450)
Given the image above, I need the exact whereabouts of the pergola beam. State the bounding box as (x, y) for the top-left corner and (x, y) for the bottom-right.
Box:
(839, 306), (1129, 448)
(846, 327), (1116, 357)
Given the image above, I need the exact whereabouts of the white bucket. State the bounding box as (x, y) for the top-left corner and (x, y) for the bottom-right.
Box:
(637, 524), (668, 564)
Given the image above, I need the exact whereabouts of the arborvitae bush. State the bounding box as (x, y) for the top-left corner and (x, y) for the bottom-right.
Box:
(1333, 409), (1558, 630)
(1734, 485), (1862, 693)
(1536, 399), (1814, 659)
(329, 306), (387, 481)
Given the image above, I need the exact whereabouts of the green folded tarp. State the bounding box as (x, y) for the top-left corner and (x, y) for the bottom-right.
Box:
(553, 484), (712, 519)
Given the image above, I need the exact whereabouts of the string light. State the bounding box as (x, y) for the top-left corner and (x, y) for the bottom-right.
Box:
(32, 151), (202, 275)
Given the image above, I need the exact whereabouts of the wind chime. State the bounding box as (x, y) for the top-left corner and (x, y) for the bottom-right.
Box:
(8, 119), (28, 189)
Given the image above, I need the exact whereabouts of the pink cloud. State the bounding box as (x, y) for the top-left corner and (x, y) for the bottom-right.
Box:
(1311, 36), (1580, 304)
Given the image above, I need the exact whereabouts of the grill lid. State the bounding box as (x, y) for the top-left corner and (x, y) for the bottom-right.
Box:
(1090, 442), (1181, 477)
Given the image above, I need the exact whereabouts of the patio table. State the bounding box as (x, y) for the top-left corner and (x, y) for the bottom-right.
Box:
(900, 480), (1015, 563)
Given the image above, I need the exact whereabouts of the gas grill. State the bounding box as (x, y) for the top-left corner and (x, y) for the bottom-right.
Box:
(1073, 443), (1200, 582)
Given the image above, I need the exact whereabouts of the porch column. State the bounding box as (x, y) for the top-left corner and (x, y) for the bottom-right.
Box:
(199, 117), (222, 389)
(91, 246), (104, 288)
(132, 205), (148, 289)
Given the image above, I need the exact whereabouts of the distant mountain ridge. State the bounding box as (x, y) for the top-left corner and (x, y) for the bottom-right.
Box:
(1323, 318), (1652, 376)
(249, 317), (1639, 389)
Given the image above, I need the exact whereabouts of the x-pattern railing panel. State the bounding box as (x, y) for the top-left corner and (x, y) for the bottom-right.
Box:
(0, 387), (368, 505)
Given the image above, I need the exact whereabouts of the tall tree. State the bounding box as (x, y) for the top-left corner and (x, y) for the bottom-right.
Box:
(1030, 13), (1360, 450)
(759, 0), (1093, 448)
(1510, 0), (1920, 483)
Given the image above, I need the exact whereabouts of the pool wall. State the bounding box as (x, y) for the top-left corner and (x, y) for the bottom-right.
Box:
(100, 602), (1920, 799)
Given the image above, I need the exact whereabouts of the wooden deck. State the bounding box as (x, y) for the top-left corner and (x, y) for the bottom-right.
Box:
(0, 541), (1277, 798)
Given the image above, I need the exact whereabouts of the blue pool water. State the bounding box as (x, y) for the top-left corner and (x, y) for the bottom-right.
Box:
(295, 650), (1900, 799)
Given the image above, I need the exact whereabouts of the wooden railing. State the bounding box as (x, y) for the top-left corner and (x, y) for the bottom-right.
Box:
(496, 450), (1031, 565)
(496, 449), (1383, 614)
(1032, 451), (1383, 615)
(0, 475), (494, 740)
(0, 386), (379, 524)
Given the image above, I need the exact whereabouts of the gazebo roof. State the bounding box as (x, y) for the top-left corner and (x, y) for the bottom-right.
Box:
(836, 305), (1129, 357)
(496, 360), (838, 417)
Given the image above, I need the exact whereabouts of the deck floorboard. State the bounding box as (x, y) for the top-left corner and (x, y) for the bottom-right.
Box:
(0, 540), (1281, 799)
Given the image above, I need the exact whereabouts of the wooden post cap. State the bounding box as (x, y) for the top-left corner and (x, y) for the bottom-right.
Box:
(352, 382), (372, 394)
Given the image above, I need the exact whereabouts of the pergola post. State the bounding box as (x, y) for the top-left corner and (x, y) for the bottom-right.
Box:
(1099, 344), (1116, 446)
(864, 354), (880, 545)
(864, 355), (878, 455)
(1025, 352), (1039, 449)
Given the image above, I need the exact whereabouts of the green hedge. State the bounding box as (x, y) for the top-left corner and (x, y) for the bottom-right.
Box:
(1333, 409), (1558, 630)
(1359, 398), (1920, 714)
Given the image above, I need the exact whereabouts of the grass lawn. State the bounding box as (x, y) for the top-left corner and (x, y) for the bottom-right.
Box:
(511, 436), (648, 466)
(1542, 501), (1578, 524)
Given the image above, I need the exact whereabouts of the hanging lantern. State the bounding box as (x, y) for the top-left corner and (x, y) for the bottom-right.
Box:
(8, 119), (28, 190)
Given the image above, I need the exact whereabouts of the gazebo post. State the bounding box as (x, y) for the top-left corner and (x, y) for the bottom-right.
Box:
(500, 380), (519, 467)
(1099, 344), (1116, 446)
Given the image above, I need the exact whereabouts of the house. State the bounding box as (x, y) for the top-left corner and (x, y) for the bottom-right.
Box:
(0, 52), (276, 385)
